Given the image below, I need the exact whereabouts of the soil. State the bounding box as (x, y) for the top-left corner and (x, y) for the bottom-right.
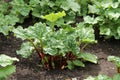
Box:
(0, 33), (120, 80)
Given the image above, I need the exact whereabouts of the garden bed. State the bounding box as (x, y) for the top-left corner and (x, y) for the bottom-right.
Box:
(0, 33), (120, 80)
(0, 0), (120, 80)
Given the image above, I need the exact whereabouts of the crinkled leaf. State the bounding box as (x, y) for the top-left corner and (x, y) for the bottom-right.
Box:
(40, 0), (55, 7)
(88, 5), (99, 14)
(13, 22), (49, 40)
(95, 0), (119, 9)
(0, 14), (19, 35)
(78, 52), (98, 64)
(4, 15), (19, 26)
(43, 29), (66, 56)
(111, 2), (119, 8)
(95, 75), (112, 80)
(0, 1), (9, 14)
(0, 54), (19, 67)
(44, 48), (59, 56)
(0, 65), (16, 80)
(32, 6), (41, 18)
(16, 42), (34, 58)
(42, 11), (66, 22)
(60, 0), (80, 12)
(29, 0), (40, 7)
(100, 0), (113, 9)
(107, 12), (120, 20)
(76, 23), (97, 43)
(26, 22), (50, 40)
(10, 0), (30, 16)
(0, 26), (14, 35)
(13, 26), (30, 40)
(84, 16), (102, 24)
(100, 27), (111, 36)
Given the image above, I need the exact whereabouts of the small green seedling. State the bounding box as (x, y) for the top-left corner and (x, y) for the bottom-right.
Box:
(107, 56), (120, 73)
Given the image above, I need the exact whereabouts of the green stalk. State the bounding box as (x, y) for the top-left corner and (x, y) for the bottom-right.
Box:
(81, 43), (88, 51)
(51, 22), (55, 31)
(51, 56), (55, 69)
(39, 39), (43, 48)
(28, 39), (41, 59)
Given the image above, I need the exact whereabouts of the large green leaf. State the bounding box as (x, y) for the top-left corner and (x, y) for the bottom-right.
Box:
(10, 0), (30, 16)
(88, 4), (100, 14)
(31, 6), (41, 18)
(40, 0), (55, 7)
(67, 60), (85, 70)
(29, 0), (40, 7)
(0, 65), (16, 80)
(0, 14), (19, 35)
(4, 15), (19, 26)
(0, 54), (19, 67)
(26, 22), (50, 40)
(43, 28), (70, 56)
(13, 22), (50, 40)
(107, 12), (120, 20)
(16, 42), (34, 58)
(84, 16), (102, 25)
(100, 0), (119, 9)
(78, 52), (98, 64)
(0, 1), (9, 14)
(13, 26), (30, 40)
(73, 60), (85, 67)
(60, 0), (80, 12)
(42, 11), (66, 22)
(76, 23), (97, 43)
(100, 26), (111, 36)
(0, 26), (13, 35)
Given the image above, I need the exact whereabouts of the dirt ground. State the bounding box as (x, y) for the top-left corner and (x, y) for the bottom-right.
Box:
(0, 33), (120, 80)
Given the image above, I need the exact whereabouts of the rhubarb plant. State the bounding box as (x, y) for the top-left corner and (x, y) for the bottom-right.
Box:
(0, 0), (85, 37)
(33, 0), (80, 22)
(0, 1), (19, 35)
(83, 0), (120, 39)
(0, 54), (19, 80)
(13, 11), (97, 70)
(0, 0), (81, 36)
